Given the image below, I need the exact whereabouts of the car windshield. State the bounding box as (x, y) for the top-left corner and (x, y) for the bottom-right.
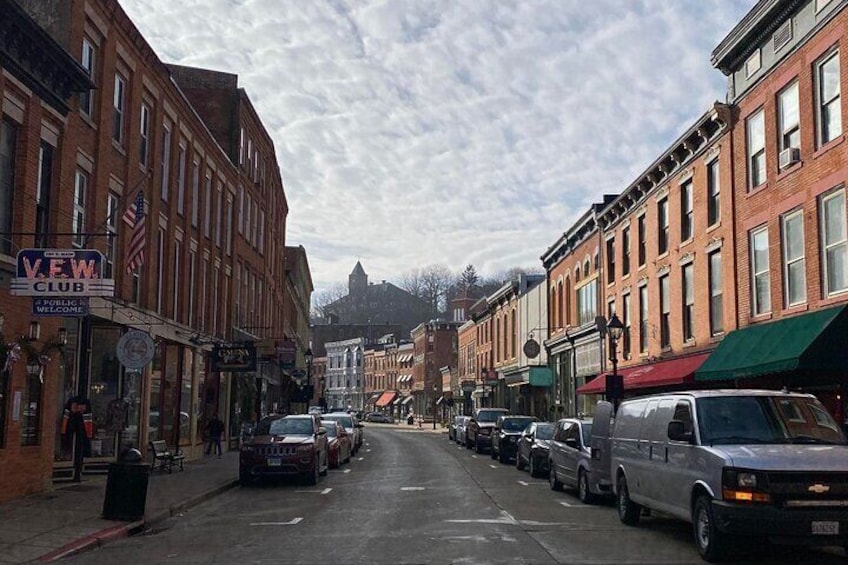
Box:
(502, 418), (534, 432)
(535, 424), (554, 440)
(697, 396), (846, 445)
(580, 423), (593, 445)
(325, 415), (353, 428)
(266, 418), (315, 436)
(321, 423), (338, 437)
(477, 411), (506, 423)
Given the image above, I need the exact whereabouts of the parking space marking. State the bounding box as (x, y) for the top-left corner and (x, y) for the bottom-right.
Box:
(518, 480), (529, 486)
(321, 488), (332, 495)
(250, 517), (303, 526)
(471, 455), (478, 459)
(357, 457), (365, 461)
(558, 500), (603, 509)
(343, 469), (351, 473)
(489, 465), (498, 469)
(401, 486), (426, 491)
(366, 449), (372, 452)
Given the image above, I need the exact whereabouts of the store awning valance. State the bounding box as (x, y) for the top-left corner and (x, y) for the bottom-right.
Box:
(695, 305), (848, 382)
(401, 396), (414, 405)
(529, 367), (552, 387)
(376, 391), (397, 407)
(577, 352), (710, 395)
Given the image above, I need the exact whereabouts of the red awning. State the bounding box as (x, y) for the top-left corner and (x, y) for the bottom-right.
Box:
(576, 352), (710, 395)
(376, 391), (398, 407)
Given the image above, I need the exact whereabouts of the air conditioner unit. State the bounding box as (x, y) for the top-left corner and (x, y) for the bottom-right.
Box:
(779, 147), (800, 170)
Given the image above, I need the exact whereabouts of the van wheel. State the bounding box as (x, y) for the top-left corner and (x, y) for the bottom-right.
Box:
(549, 466), (563, 491)
(617, 476), (641, 525)
(694, 496), (730, 562)
(578, 470), (597, 505)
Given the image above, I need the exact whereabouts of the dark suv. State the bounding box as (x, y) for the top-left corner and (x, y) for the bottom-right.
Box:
(466, 408), (509, 453)
(492, 415), (536, 463)
(239, 414), (328, 485)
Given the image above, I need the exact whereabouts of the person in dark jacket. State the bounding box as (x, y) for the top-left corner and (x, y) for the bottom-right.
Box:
(63, 397), (92, 482)
(204, 413), (225, 457)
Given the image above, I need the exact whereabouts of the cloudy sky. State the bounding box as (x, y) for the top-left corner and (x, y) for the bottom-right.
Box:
(121, 0), (755, 293)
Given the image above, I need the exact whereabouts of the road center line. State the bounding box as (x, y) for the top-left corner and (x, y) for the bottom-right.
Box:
(343, 469), (351, 473)
(489, 464), (498, 469)
(401, 486), (426, 491)
(249, 517), (303, 526)
(357, 457), (365, 461)
(321, 488), (332, 495)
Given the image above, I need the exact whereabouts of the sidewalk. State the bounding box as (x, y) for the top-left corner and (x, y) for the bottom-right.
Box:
(0, 451), (239, 564)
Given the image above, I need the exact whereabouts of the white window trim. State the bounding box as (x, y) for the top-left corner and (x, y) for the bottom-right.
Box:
(781, 209), (806, 307)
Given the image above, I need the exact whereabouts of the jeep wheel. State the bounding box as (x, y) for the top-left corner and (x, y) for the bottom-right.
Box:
(319, 449), (329, 476)
(491, 445), (498, 459)
(578, 470), (597, 504)
(617, 476), (641, 526)
(499, 450), (508, 464)
(516, 453), (526, 471)
(549, 465), (563, 491)
(239, 469), (253, 487)
(306, 461), (319, 486)
(694, 495), (730, 562)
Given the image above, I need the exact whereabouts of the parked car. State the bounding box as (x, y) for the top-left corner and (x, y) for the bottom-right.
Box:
(466, 408), (510, 453)
(548, 417), (600, 503)
(323, 412), (364, 454)
(239, 414), (329, 486)
(516, 422), (554, 478)
(491, 415), (536, 463)
(365, 412), (394, 423)
(611, 389), (848, 561)
(454, 415), (471, 445)
(322, 419), (352, 469)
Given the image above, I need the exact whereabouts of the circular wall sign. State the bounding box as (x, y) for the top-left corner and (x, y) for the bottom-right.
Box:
(116, 330), (155, 370)
(523, 338), (541, 359)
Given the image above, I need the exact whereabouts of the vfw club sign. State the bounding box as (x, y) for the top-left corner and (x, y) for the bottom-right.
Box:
(10, 249), (115, 297)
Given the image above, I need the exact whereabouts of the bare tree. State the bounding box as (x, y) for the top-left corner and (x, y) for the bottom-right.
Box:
(399, 268), (424, 299)
(311, 283), (347, 318)
(421, 263), (454, 315)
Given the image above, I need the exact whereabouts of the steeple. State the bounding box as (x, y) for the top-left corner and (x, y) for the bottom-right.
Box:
(349, 261), (368, 296)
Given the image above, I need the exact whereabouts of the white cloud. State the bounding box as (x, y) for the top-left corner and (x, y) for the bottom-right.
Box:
(121, 0), (754, 292)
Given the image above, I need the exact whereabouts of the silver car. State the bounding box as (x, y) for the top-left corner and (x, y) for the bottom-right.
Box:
(322, 412), (363, 455)
(548, 417), (602, 504)
(454, 416), (470, 445)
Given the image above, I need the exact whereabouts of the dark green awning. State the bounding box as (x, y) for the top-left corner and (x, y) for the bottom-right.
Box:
(695, 305), (848, 382)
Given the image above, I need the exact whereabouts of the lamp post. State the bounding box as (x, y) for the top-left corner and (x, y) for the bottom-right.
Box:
(480, 367), (487, 408)
(606, 314), (625, 413)
(432, 383), (438, 430)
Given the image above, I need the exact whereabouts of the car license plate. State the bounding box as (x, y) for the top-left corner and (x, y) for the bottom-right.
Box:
(267, 457), (281, 467)
(811, 521), (839, 535)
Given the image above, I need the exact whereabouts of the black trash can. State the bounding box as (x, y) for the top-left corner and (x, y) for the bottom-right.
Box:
(407, 414), (414, 425)
(102, 459), (151, 521)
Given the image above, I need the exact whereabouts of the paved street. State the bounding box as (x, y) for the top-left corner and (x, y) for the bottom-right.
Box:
(62, 426), (846, 564)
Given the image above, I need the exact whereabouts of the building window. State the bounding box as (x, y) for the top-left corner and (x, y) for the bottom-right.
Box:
(80, 38), (95, 116)
(245, 193), (252, 244)
(680, 179), (693, 242)
(778, 81), (800, 152)
(745, 49), (761, 77)
(0, 118), (18, 255)
(35, 142), (53, 248)
(239, 127), (245, 166)
(637, 215), (646, 266)
(215, 182), (223, 247)
(606, 237), (615, 284)
(20, 371), (42, 446)
(238, 186), (244, 234)
(156, 228), (165, 315)
(226, 198), (233, 255)
(820, 188), (848, 296)
(747, 109), (766, 188)
(751, 226), (771, 315)
(73, 170), (87, 248)
(707, 159), (720, 227)
(682, 263), (694, 342)
(621, 226), (630, 276)
(638, 285), (648, 354)
(258, 210), (265, 253)
(188, 250), (196, 326)
(782, 209), (806, 306)
(709, 251), (723, 335)
(160, 123), (171, 201)
(176, 144), (186, 215)
(212, 266), (220, 335)
(105, 192), (118, 278)
(113, 73), (126, 144)
(659, 275), (670, 348)
(622, 293), (631, 358)
(576, 278), (597, 326)
(173, 240), (181, 321)
(658, 198), (669, 254)
(816, 50), (841, 147)
(139, 104), (150, 166)
(191, 157), (200, 227)
(203, 172), (212, 238)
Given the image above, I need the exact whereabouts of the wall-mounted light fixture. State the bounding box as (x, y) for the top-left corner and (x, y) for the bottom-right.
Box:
(28, 321), (40, 341)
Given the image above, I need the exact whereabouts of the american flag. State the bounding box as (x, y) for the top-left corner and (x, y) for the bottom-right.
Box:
(123, 190), (146, 273)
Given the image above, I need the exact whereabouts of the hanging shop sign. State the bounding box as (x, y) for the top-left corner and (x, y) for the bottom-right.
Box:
(277, 338), (297, 371)
(11, 249), (114, 297)
(116, 330), (156, 370)
(461, 380), (477, 392)
(211, 343), (257, 372)
(32, 297), (90, 316)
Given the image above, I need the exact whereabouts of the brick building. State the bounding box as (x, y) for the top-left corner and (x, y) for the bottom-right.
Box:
(410, 320), (459, 420)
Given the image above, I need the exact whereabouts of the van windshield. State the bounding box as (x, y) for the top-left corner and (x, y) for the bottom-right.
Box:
(696, 396), (846, 446)
(476, 410), (506, 423)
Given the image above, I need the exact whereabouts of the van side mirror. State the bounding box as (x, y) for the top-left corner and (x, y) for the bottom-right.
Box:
(668, 420), (693, 443)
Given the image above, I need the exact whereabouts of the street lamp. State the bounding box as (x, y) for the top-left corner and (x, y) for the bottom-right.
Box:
(480, 367), (487, 408)
(606, 314), (625, 413)
(432, 383), (438, 430)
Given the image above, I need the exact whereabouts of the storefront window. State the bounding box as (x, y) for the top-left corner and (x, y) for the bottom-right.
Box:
(55, 322), (78, 462)
(0, 369), (8, 449)
(181, 348), (193, 446)
(89, 326), (122, 458)
(120, 370), (142, 449)
(148, 341), (163, 444)
(162, 344), (180, 445)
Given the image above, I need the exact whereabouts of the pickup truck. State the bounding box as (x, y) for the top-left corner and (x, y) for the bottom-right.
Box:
(465, 408), (509, 453)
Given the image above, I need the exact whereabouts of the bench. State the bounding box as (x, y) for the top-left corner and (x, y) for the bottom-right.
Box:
(149, 440), (185, 473)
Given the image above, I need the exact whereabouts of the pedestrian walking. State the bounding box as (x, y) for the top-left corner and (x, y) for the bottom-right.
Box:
(62, 396), (93, 482)
(204, 413), (225, 457)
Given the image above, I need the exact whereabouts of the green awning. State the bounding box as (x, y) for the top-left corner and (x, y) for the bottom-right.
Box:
(529, 367), (553, 387)
(695, 305), (848, 382)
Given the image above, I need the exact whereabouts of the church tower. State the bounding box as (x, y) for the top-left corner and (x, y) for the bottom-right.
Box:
(348, 261), (368, 297)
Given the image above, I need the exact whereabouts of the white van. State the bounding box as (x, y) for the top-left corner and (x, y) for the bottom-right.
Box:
(610, 389), (848, 562)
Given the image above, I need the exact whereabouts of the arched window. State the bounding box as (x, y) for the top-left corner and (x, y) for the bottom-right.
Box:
(345, 348), (352, 368)
(565, 276), (572, 327)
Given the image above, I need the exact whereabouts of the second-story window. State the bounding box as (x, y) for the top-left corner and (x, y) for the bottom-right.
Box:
(638, 285), (648, 354)
(816, 50), (841, 147)
(622, 292), (631, 358)
(680, 179), (693, 242)
(606, 237), (615, 284)
(658, 197), (669, 254)
(191, 156), (200, 227)
(659, 274), (670, 348)
(177, 144), (186, 215)
(576, 278), (597, 326)
(35, 142), (53, 249)
(707, 159), (720, 226)
(105, 192), (118, 278)
(203, 171), (212, 238)
(682, 263), (694, 342)
(72, 169), (87, 248)
(821, 188), (848, 296)
(139, 103), (150, 167)
(709, 251), (723, 335)
(112, 73), (126, 144)
(747, 109), (766, 188)
(778, 81), (800, 152)
(782, 209), (806, 307)
(750, 226), (771, 316)
(80, 38), (95, 116)
(622, 226), (630, 276)
(637, 215), (646, 266)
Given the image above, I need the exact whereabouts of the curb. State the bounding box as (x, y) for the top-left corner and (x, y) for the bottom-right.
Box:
(40, 479), (239, 563)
